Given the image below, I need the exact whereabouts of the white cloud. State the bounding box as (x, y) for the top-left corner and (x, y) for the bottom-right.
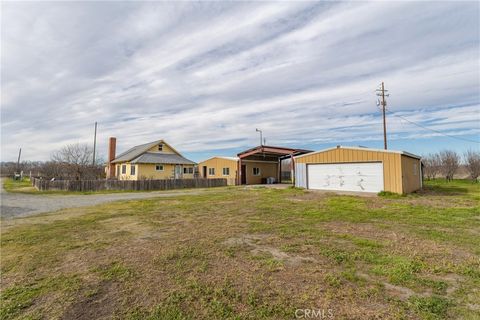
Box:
(1, 1), (479, 162)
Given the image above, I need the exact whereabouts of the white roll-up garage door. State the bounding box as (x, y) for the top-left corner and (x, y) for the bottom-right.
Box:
(307, 162), (384, 193)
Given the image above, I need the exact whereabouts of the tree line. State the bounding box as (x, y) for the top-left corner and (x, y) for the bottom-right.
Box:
(1, 143), (105, 180)
(2, 144), (479, 182)
(422, 150), (480, 181)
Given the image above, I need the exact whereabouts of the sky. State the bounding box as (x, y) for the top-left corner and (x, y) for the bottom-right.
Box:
(1, 1), (479, 163)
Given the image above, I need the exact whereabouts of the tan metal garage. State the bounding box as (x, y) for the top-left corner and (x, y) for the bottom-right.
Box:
(294, 146), (422, 194)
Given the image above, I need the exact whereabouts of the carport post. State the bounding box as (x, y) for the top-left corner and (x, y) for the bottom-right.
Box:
(291, 153), (295, 186)
(278, 158), (281, 183)
(237, 158), (242, 185)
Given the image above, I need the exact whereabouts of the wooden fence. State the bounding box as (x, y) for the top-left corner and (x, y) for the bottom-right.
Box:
(31, 178), (227, 192)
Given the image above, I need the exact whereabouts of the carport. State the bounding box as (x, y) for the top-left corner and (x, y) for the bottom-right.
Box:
(237, 145), (312, 185)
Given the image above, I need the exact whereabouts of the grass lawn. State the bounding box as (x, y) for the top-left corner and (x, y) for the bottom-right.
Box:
(1, 180), (479, 319)
(2, 178), (37, 193)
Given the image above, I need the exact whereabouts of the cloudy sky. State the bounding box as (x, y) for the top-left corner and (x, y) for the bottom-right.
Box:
(1, 1), (479, 162)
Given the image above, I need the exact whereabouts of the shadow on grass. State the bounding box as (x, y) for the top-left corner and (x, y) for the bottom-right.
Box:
(420, 179), (477, 196)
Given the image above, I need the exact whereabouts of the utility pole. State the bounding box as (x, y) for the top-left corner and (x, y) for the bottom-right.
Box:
(256, 128), (263, 146)
(16, 148), (22, 171)
(92, 122), (97, 166)
(376, 82), (389, 150)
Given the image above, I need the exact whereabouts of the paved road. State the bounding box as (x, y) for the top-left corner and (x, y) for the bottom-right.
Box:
(0, 181), (204, 219)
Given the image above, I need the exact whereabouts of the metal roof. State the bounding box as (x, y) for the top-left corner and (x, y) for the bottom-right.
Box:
(217, 156), (239, 161)
(130, 152), (196, 165)
(237, 145), (313, 159)
(199, 156), (239, 163)
(112, 140), (162, 163)
(294, 146), (421, 160)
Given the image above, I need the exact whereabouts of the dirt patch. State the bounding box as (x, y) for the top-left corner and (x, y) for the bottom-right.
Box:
(224, 234), (316, 266)
(427, 273), (464, 295)
(358, 272), (422, 301)
(61, 281), (120, 320)
(287, 191), (328, 202)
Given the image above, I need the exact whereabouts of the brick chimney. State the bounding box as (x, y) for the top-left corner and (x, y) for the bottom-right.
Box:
(107, 137), (116, 178)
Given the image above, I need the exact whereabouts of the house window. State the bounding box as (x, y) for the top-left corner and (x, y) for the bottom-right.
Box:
(122, 164), (126, 174)
(183, 167), (193, 174)
(116, 165), (120, 176)
(130, 164), (136, 175)
(253, 167), (260, 176)
(413, 163), (418, 176)
(223, 168), (230, 176)
(208, 168), (215, 176)
(158, 144), (163, 151)
(156, 164), (164, 171)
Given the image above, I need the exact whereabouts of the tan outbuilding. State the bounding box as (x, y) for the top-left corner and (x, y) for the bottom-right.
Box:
(294, 146), (422, 194)
(198, 157), (239, 185)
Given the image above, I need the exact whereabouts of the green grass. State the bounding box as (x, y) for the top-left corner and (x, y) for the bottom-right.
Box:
(93, 261), (135, 281)
(2, 177), (33, 192)
(0, 275), (81, 319)
(1, 180), (479, 319)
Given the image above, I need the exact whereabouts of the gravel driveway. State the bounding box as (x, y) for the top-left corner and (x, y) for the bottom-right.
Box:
(0, 181), (205, 219)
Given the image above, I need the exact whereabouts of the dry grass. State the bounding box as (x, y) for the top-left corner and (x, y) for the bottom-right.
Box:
(1, 180), (479, 319)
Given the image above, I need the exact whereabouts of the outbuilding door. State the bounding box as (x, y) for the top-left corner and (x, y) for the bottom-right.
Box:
(307, 162), (384, 193)
(241, 165), (246, 184)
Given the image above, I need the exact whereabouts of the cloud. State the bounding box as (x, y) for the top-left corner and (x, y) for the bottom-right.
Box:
(1, 1), (479, 162)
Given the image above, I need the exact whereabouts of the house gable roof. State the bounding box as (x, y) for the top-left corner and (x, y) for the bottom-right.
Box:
(112, 140), (190, 163)
(130, 152), (196, 165)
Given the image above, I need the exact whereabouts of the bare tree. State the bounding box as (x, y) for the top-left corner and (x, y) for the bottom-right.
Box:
(464, 150), (480, 182)
(422, 153), (442, 180)
(40, 161), (67, 179)
(51, 143), (104, 180)
(439, 150), (460, 181)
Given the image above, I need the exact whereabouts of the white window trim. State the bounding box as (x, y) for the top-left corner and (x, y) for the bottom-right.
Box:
(121, 164), (127, 174)
(208, 168), (215, 176)
(155, 164), (164, 171)
(223, 168), (230, 176)
(253, 167), (261, 176)
(158, 144), (163, 151)
(130, 164), (136, 175)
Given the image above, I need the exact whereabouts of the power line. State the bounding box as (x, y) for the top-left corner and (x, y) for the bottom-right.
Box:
(385, 108), (480, 144)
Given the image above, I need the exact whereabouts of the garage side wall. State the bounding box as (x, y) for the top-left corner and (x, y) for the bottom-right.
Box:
(401, 156), (422, 193)
(295, 148), (403, 193)
(295, 163), (307, 188)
